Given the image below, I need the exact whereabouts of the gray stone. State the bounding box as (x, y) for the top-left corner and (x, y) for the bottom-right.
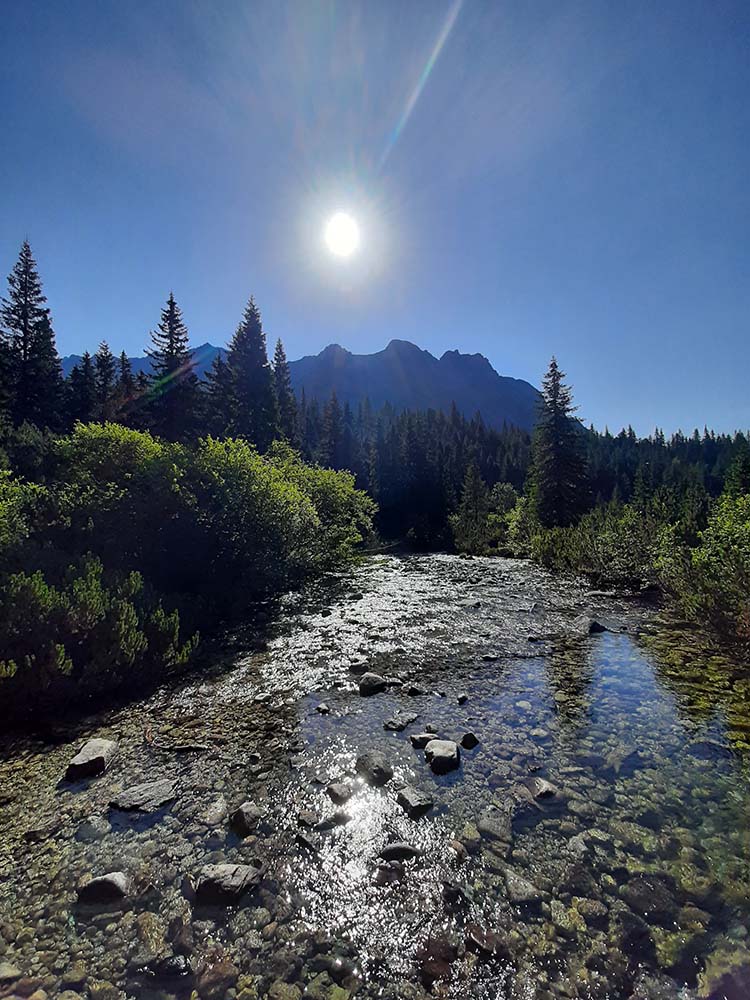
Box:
(195, 864), (260, 904)
(356, 750), (393, 786)
(384, 710), (418, 732)
(460, 732), (479, 750)
(397, 785), (435, 819)
(424, 739), (460, 774)
(65, 738), (118, 780)
(230, 801), (266, 837)
(77, 871), (130, 903)
(110, 778), (177, 812)
(525, 776), (559, 799)
(75, 815), (111, 843)
(0, 962), (21, 984)
(621, 875), (678, 926)
(380, 842), (422, 862)
(503, 867), (544, 905)
(410, 732), (435, 749)
(326, 782), (353, 804)
(477, 807), (512, 843)
(358, 672), (387, 696)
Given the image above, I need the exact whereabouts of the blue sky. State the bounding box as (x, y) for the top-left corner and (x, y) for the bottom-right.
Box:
(1, 0), (748, 435)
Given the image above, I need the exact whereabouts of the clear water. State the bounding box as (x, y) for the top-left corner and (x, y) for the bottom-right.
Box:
(0, 555), (748, 999)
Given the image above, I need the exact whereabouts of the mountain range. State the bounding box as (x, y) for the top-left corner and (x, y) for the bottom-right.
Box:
(61, 339), (540, 432)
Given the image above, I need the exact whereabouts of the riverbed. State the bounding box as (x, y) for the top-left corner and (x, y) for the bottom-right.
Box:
(0, 554), (749, 1000)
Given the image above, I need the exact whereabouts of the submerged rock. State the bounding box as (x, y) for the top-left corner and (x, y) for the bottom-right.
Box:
(477, 807), (512, 844)
(424, 739), (460, 774)
(230, 801), (266, 836)
(195, 864), (260, 904)
(621, 875), (679, 926)
(410, 732), (435, 749)
(65, 738), (118, 780)
(326, 782), (354, 804)
(380, 842), (422, 862)
(110, 778), (177, 812)
(396, 784), (435, 819)
(77, 872), (130, 903)
(358, 672), (387, 696)
(503, 868), (544, 905)
(383, 710), (418, 732)
(355, 750), (393, 785)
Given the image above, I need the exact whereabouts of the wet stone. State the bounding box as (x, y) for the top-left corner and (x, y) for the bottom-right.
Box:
(65, 738), (118, 780)
(410, 732), (435, 749)
(380, 842), (422, 862)
(326, 782), (354, 804)
(355, 750), (393, 785)
(460, 731), (479, 749)
(358, 672), (387, 696)
(77, 872), (130, 904)
(110, 778), (177, 812)
(383, 710), (418, 732)
(621, 875), (679, 926)
(504, 868), (544, 905)
(424, 739), (460, 774)
(230, 801), (267, 836)
(396, 784), (435, 819)
(477, 807), (512, 844)
(195, 864), (260, 905)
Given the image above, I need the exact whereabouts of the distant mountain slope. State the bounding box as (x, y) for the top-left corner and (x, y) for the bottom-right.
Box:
(61, 339), (540, 431)
(289, 340), (540, 431)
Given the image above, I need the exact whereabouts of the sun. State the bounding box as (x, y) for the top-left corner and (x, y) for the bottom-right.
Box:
(324, 212), (360, 257)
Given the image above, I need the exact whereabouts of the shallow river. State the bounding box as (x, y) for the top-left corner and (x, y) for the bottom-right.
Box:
(1, 555), (749, 1000)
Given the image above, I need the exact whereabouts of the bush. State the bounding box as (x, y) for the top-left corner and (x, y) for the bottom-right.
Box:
(0, 554), (196, 708)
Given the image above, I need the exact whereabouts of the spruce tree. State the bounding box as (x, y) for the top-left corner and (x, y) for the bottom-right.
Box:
(529, 358), (588, 527)
(204, 354), (233, 437)
(226, 297), (278, 449)
(322, 392), (344, 467)
(273, 338), (298, 443)
(0, 241), (62, 427)
(94, 341), (117, 420)
(66, 351), (97, 424)
(452, 461), (491, 553)
(146, 293), (199, 441)
(118, 351), (134, 398)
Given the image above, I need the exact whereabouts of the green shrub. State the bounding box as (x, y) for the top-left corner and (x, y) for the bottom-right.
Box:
(0, 554), (196, 706)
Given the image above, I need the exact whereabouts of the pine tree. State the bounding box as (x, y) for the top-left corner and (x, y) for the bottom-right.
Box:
(452, 461), (491, 553)
(725, 436), (750, 496)
(204, 354), (233, 437)
(0, 241), (62, 427)
(322, 392), (344, 466)
(146, 292), (199, 441)
(529, 357), (588, 527)
(226, 297), (278, 449)
(66, 351), (97, 425)
(94, 341), (117, 420)
(273, 338), (298, 443)
(118, 351), (134, 398)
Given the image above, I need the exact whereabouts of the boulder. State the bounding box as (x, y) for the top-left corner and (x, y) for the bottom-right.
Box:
(524, 776), (558, 799)
(355, 750), (393, 786)
(358, 673), (387, 696)
(477, 807), (512, 844)
(503, 867), (544, 905)
(195, 864), (260, 905)
(75, 815), (111, 843)
(396, 785), (434, 819)
(110, 778), (177, 812)
(77, 871), (130, 903)
(460, 732), (479, 750)
(65, 738), (118, 780)
(230, 801), (266, 837)
(573, 615), (609, 635)
(424, 739), (460, 774)
(621, 875), (678, 926)
(410, 733), (435, 749)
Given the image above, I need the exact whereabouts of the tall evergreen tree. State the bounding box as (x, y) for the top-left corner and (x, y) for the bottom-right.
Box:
(452, 461), (491, 553)
(322, 392), (344, 467)
(529, 358), (588, 527)
(204, 354), (233, 437)
(226, 297), (278, 449)
(273, 338), (298, 443)
(66, 351), (97, 425)
(146, 293), (199, 441)
(94, 341), (117, 420)
(117, 351), (134, 398)
(0, 241), (62, 427)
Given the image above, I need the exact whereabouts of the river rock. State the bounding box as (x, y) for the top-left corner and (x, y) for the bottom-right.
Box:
(355, 750), (393, 785)
(410, 732), (435, 749)
(477, 806), (512, 844)
(75, 815), (111, 843)
(65, 738), (118, 780)
(524, 776), (559, 799)
(110, 778), (177, 812)
(195, 864), (260, 904)
(380, 842), (422, 862)
(195, 957), (239, 999)
(230, 801), (266, 836)
(358, 672), (387, 696)
(621, 875), (678, 926)
(503, 867), (544, 905)
(326, 782), (354, 804)
(383, 710), (418, 732)
(397, 784), (434, 819)
(0, 963), (21, 984)
(424, 739), (460, 774)
(460, 732), (479, 749)
(77, 871), (130, 903)
(573, 615), (608, 635)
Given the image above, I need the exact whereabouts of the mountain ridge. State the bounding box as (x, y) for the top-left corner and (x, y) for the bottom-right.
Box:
(60, 339), (540, 431)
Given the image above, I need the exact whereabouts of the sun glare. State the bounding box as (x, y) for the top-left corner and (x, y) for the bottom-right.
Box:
(325, 212), (360, 258)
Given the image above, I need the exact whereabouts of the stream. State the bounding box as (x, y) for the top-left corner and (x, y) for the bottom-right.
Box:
(0, 554), (749, 1000)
